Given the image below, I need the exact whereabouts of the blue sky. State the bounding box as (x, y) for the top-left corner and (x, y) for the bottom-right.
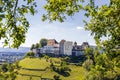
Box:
(0, 0), (110, 47)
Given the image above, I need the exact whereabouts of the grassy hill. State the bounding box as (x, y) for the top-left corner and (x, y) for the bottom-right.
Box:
(19, 58), (50, 69)
(16, 58), (85, 80)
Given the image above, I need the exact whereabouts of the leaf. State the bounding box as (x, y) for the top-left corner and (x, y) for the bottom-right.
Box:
(30, 6), (34, 15)
(0, 0), (2, 6)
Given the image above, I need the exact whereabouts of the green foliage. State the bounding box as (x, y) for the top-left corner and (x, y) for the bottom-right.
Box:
(35, 43), (39, 49)
(84, 47), (93, 59)
(0, 0), (36, 48)
(0, 63), (18, 80)
(30, 44), (35, 51)
(43, 0), (84, 22)
(14, 60), (20, 69)
(84, 0), (120, 50)
(84, 0), (120, 77)
(86, 53), (120, 80)
(24, 52), (35, 58)
(39, 38), (47, 48)
(1, 63), (8, 72)
(9, 72), (16, 80)
(93, 47), (100, 63)
(60, 61), (66, 67)
(8, 64), (15, 72)
(82, 59), (93, 71)
(30, 38), (47, 51)
(53, 75), (60, 80)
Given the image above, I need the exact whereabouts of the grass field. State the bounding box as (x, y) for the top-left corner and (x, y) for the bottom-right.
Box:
(16, 58), (85, 80)
(19, 58), (50, 69)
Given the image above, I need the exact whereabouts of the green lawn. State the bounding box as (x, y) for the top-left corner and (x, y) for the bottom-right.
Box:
(19, 58), (50, 69)
(16, 58), (85, 80)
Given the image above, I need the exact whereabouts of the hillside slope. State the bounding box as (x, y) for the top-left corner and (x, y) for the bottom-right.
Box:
(16, 58), (85, 80)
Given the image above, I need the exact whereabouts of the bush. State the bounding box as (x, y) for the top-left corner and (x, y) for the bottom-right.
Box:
(24, 52), (35, 58)
(82, 59), (93, 71)
(1, 63), (8, 72)
(53, 75), (60, 80)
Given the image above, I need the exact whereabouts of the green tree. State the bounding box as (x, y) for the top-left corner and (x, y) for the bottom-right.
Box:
(82, 59), (93, 72)
(35, 43), (39, 49)
(0, 0), (37, 48)
(39, 38), (47, 48)
(1, 63), (8, 72)
(93, 47), (100, 63)
(9, 72), (16, 80)
(53, 75), (60, 80)
(42, 0), (84, 22)
(24, 51), (35, 58)
(84, 47), (93, 59)
(30, 44), (35, 51)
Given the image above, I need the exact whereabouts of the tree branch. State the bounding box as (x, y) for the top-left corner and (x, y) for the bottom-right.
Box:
(13, 0), (18, 23)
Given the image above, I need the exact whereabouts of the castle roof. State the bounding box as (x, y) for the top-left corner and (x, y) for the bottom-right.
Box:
(60, 39), (66, 44)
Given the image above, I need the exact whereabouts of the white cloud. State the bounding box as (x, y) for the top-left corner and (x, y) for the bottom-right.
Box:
(76, 26), (84, 30)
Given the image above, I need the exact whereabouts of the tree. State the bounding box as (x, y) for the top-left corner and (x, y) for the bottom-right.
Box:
(82, 59), (93, 72)
(42, 0), (84, 22)
(39, 38), (47, 48)
(24, 51), (35, 58)
(83, 0), (120, 79)
(0, 0), (37, 48)
(93, 47), (100, 63)
(35, 43), (39, 49)
(9, 72), (16, 80)
(1, 63), (8, 72)
(84, 47), (93, 59)
(53, 75), (60, 80)
(30, 44), (35, 51)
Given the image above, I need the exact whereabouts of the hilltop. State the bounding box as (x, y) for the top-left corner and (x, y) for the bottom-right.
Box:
(15, 57), (85, 80)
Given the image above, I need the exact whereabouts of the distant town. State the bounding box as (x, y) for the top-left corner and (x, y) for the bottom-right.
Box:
(0, 47), (30, 64)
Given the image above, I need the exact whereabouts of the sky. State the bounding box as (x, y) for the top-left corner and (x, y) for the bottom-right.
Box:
(0, 0), (110, 47)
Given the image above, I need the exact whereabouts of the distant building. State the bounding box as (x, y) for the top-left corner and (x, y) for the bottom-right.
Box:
(72, 42), (84, 57)
(40, 46), (59, 55)
(59, 40), (66, 55)
(59, 40), (73, 55)
(33, 39), (59, 56)
(82, 42), (89, 50)
(44, 39), (59, 55)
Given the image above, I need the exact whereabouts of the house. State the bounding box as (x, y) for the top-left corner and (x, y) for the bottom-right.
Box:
(59, 40), (73, 55)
